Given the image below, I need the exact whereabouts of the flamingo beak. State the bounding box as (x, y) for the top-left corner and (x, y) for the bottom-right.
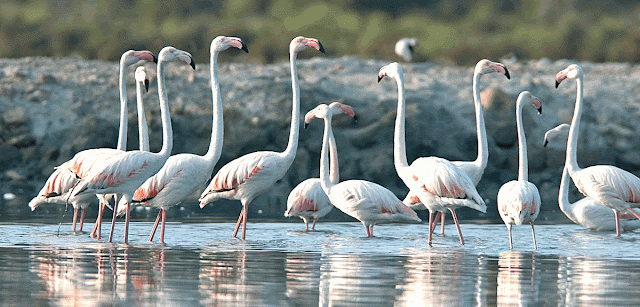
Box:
(152, 54), (158, 64)
(304, 122), (309, 129)
(555, 71), (568, 88)
(240, 41), (249, 53)
(189, 57), (196, 70)
(144, 79), (149, 92)
(503, 66), (510, 79)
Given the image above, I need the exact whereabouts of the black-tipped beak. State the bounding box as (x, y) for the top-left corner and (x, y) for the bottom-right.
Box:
(537, 106), (542, 114)
(543, 139), (549, 148)
(555, 80), (560, 88)
(152, 54), (158, 64)
(144, 79), (149, 92)
(317, 40), (325, 54)
(241, 42), (249, 53)
(378, 75), (383, 83)
(504, 67), (510, 79)
(304, 122), (309, 129)
(353, 115), (358, 122)
(189, 57), (196, 70)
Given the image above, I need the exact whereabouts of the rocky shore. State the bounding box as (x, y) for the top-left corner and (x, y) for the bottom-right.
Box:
(2, 55), (639, 224)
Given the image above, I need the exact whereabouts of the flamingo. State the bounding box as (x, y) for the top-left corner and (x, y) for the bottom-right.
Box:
(497, 91), (543, 250)
(69, 46), (195, 244)
(117, 36), (248, 244)
(403, 59), (510, 234)
(556, 63), (640, 236)
(198, 36), (325, 240)
(394, 38), (417, 62)
(29, 50), (156, 234)
(307, 103), (421, 237)
(378, 62), (486, 247)
(284, 102), (357, 230)
(543, 124), (640, 231)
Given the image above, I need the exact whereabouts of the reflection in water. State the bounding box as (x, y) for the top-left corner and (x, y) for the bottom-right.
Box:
(285, 252), (321, 305)
(497, 251), (540, 306)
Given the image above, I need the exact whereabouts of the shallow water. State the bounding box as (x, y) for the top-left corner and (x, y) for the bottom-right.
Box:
(1, 222), (639, 306)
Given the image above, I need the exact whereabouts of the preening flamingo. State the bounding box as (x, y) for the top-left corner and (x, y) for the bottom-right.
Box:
(394, 38), (418, 62)
(556, 63), (640, 236)
(544, 124), (640, 232)
(199, 36), (325, 240)
(69, 46), (195, 244)
(497, 91), (543, 250)
(403, 59), (510, 234)
(307, 103), (421, 237)
(284, 102), (357, 230)
(29, 50), (156, 234)
(118, 36), (248, 244)
(378, 62), (486, 247)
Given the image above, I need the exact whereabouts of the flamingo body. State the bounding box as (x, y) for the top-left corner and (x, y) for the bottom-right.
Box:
(394, 38), (417, 62)
(285, 178), (332, 230)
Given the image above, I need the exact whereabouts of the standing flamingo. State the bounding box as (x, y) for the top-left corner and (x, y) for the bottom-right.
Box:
(69, 46), (195, 244)
(404, 59), (510, 234)
(497, 91), (543, 250)
(118, 36), (248, 244)
(284, 102), (357, 230)
(394, 38), (418, 62)
(378, 62), (486, 247)
(544, 124), (640, 231)
(307, 103), (421, 237)
(29, 50), (156, 233)
(198, 36), (324, 240)
(556, 64), (640, 236)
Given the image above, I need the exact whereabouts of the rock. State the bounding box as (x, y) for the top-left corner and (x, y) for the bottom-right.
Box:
(5, 170), (24, 181)
(481, 88), (516, 148)
(7, 134), (35, 148)
(2, 107), (28, 126)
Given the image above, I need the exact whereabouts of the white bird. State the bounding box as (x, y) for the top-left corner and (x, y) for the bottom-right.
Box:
(544, 124), (640, 232)
(118, 36), (248, 244)
(394, 38), (417, 62)
(497, 91), (543, 250)
(68, 46), (195, 244)
(199, 36), (325, 240)
(307, 103), (421, 237)
(284, 102), (357, 230)
(556, 64), (640, 236)
(378, 62), (486, 246)
(28, 50), (156, 234)
(403, 59), (510, 234)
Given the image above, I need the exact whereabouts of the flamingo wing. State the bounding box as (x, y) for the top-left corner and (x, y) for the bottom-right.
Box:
(59, 148), (123, 178)
(331, 180), (420, 222)
(201, 151), (279, 198)
(75, 151), (157, 195)
(497, 180), (540, 225)
(285, 178), (330, 216)
(576, 165), (640, 208)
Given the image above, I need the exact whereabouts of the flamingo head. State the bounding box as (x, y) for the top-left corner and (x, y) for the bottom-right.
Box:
(211, 36), (249, 54)
(395, 38), (417, 62)
(290, 36), (325, 55)
(122, 50), (158, 66)
(134, 66), (149, 93)
(476, 59), (510, 79)
(159, 46), (196, 70)
(517, 91), (542, 115)
(543, 124), (570, 148)
(304, 104), (330, 128)
(378, 62), (403, 82)
(328, 102), (357, 122)
(555, 64), (583, 88)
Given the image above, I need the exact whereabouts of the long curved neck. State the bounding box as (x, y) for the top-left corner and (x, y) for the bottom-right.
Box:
(204, 50), (223, 162)
(156, 59), (173, 157)
(392, 73), (411, 179)
(559, 165), (573, 214)
(117, 59), (128, 151)
(515, 97), (528, 181)
(472, 70), (488, 173)
(320, 114), (336, 193)
(328, 126), (339, 184)
(566, 76), (583, 176)
(282, 51), (300, 160)
(136, 78), (150, 152)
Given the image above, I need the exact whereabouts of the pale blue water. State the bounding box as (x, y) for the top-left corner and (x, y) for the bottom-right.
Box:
(1, 222), (639, 306)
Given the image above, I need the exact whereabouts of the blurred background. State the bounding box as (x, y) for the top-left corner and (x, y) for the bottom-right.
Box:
(1, 0), (640, 65)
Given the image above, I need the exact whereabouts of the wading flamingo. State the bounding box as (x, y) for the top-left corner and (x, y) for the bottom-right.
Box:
(394, 38), (417, 62)
(556, 63), (640, 236)
(284, 102), (357, 230)
(544, 124), (640, 231)
(118, 36), (248, 244)
(497, 91), (543, 250)
(69, 46), (195, 244)
(404, 59), (510, 234)
(307, 103), (421, 237)
(378, 62), (486, 247)
(198, 36), (325, 240)
(29, 50), (156, 234)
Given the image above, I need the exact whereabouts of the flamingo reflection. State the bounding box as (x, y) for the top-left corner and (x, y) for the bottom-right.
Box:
(497, 250), (540, 306)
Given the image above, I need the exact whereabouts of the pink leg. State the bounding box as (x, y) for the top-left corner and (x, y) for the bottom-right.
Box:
(625, 207), (640, 221)
(450, 210), (465, 245)
(507, 225), (513, 249)
(91, 202), (105, 239)
(304, 218), (309, 231)
(109, 199), (118, 243)
(364, 225), (371, 237)
(369, 225), (373, 237)
(440, 212), (445, 235)
(124, 202), (130, 244)
(160, 209), (166, 244)
(312, 218), (317, 230)
(428, 212), (434, 247)
(530, 222), (537, 250)
(72, 208), (78, 232)
(241, 203), (248, 240)
(429, 212), (438, 235)
(148, 211), (162, 242)
(79, 208), (86, 232)
(232, 207), (244, 238)
(615, 211), (621, 237)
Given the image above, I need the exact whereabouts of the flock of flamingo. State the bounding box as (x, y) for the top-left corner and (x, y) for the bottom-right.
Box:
(26, 36), (640, 249)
